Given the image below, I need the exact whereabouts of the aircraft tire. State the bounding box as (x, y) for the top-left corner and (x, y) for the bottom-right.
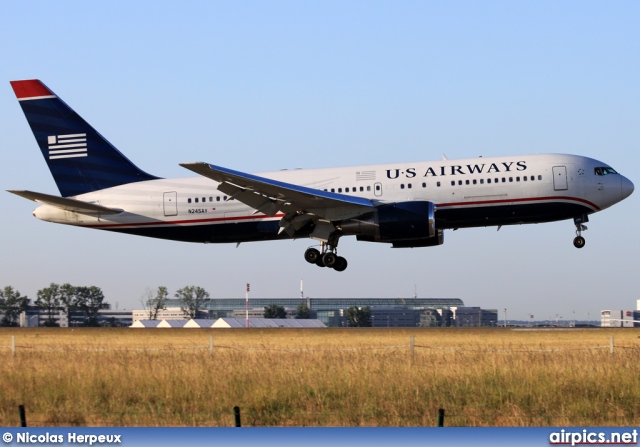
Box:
(573, 236), (585, 248)
(333, 256), (348, 272)
(322, 252), (337, 267)
(304, 248), (321, 264)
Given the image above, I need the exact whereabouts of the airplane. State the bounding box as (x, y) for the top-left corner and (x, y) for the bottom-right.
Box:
(8, 79), (635, 272)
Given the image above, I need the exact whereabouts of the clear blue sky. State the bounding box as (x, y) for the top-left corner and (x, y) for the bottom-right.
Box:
(1, 1), (638, 320)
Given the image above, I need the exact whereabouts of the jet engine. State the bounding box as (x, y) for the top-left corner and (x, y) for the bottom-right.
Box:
(338, 201), (443, 247)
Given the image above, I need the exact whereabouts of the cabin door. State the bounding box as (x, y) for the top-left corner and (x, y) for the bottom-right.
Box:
(163, 191), (178, 216)
(552, 166), (568, 191)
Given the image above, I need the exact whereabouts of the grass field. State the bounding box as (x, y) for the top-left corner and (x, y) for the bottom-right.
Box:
(1, 327), (640, 427)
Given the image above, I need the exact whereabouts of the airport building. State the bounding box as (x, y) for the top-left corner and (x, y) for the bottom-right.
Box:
(12, 297), (502, 328)
(162, 297), (465, 327)
(600, 310), (640, 327)
(452, 307), (499, 328)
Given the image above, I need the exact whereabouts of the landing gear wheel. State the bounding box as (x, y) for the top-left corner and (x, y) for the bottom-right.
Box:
(573, 236), (585, 249)
(333, 256), (348, 272)
(322, 252), (337, 268)
(315, 257), (326, 268)
(304, 248), (321, 264)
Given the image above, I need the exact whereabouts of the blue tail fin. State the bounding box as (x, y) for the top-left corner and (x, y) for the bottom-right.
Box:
(11, 80), (159, 197)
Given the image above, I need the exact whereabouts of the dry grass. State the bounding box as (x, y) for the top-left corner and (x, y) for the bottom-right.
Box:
(1, 327), (640, 427)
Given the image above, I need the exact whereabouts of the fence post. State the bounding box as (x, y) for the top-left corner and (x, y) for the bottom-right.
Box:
(12, 336), (16, 357)
(234, 406), (241, 427)
(19, 405), (27, 427)
(410, 335), (415, 366)
(610, 336), (614, 355)
(437, 408), (445, 427)
(210, 336), (214, 356)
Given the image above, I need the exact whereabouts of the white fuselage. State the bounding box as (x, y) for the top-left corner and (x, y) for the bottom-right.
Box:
(32, 153), (634, 244)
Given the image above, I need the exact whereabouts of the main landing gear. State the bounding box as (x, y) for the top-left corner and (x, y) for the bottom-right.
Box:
(573, 215), (588, 249)
(304, 244), (348, 272)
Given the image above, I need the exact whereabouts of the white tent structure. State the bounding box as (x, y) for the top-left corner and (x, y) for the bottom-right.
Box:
(131, 318), (326, 328)
(157, 319), (188, 328)
(183, 319), (216, 328)
(130, 320), (161, 328)
(212, 318), (326, 328)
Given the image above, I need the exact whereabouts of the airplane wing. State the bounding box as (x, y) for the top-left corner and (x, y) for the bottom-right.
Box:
(7, 190), (123, 214)
(180, 162), (375, 221)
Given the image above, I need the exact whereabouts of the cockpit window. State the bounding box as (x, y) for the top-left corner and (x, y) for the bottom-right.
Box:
(595, 167), (618, 176)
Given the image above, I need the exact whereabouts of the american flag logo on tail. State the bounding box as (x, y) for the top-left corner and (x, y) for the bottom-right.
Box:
(47, 134), (87, 159)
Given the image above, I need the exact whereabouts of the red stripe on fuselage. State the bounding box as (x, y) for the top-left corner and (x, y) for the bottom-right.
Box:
(437, 195), (600, 211)
(80, 195), (599, 230)
(87, 213), (285, 229)
(10, 80), (55, 99)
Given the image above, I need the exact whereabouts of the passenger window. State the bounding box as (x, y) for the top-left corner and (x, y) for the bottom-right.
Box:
(338, 188), (342, 193)
(331, 188), (335, 193)
(451, 181), (455, 186)
(509, 177), (513, 182)
(360, 187), (364, 192)
(480, 179), (484, 184)
(516, 177), (520, 182)
(487, 179), (491, 184)
(376, 185), (381, 191)
(422, 182), (426, 188)
(538, 175), (542, 180)
(437, 182), (441, 187)
(502, 178), (506, 183)
(345, 187), (349, 192)
(473, 179), (477, 185)
(188, 198), (192, 204)
(530, 176), (534, 181)
(465, 180), (470, 185)
(367, 186), (371, 191)
(223, 196), (228, 201)
(408, 183), (412, 189)
(458, 180), (463, 186)
(523, 176), (527, 182)
(195, 198), (199, 203)
(216, 196), (220, 201)
(400, 184), (405, 189)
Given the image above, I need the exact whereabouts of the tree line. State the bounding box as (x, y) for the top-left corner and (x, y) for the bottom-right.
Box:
(2, 283), (374, 327)
(144, 285), (211, 319)
(0, 284), (107, 327)
(145, 287), (316, 320)
(262, 302), (311, 319)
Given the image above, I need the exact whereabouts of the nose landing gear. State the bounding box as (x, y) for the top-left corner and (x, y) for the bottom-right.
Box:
(573, 215), (588, 249)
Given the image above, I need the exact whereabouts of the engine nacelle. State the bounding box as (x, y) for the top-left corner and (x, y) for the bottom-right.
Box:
(391, 230), (444, 248)
(340, 201), (438, 243)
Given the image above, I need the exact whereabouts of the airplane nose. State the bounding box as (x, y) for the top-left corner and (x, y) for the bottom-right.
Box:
(621, 176), (634, 200)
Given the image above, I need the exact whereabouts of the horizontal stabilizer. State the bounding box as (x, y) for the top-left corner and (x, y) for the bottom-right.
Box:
(7, 190), (123, 214)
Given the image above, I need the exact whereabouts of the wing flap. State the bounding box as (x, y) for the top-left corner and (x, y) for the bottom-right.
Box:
(7, 190), (123, 214)
(216, 182), (290, 217)
(180, 162), (374, 220)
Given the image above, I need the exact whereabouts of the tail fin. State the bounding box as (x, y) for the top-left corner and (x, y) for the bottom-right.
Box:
(10, 80), (159, 197)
